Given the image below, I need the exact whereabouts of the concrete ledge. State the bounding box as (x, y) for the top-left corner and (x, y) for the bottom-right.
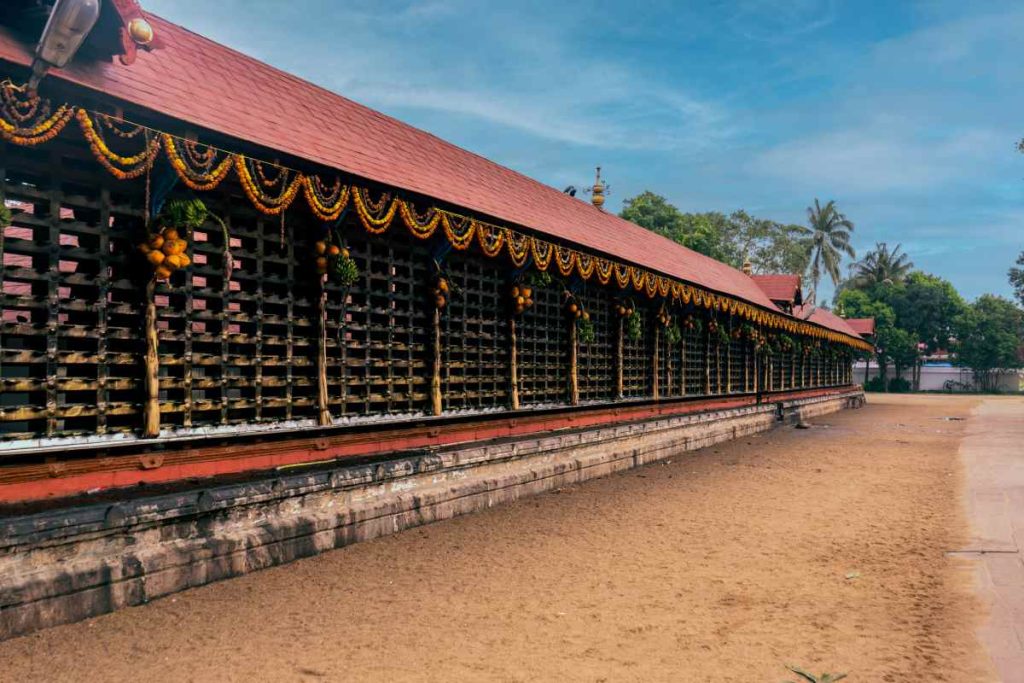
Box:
(0, 390), (863, 640)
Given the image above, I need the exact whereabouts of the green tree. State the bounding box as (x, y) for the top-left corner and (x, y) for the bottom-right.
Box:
(725, 210), (811, 274)
(836, 288), (897, 387)
(850, 242), (913, 288)
(619, 192), (813, 275)
(618, 192), (732, 263)
(805, 198), (855, 304)
(1009, 251), (1024, 307)
(955, 295), (1024, 391)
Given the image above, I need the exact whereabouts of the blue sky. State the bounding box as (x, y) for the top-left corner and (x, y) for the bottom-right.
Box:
(145, 0), (1023, 302)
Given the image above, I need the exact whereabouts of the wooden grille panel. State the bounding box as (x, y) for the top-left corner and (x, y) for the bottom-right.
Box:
(577, 284), (614, 403)
(621, 308), (649, 399)
(517, 281), (566, 406)
(441, 250), (508, 411)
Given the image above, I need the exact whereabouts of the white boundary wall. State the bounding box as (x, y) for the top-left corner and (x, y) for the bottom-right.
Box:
(853, 362), (1023, 392)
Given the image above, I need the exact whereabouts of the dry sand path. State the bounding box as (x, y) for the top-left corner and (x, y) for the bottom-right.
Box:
(956, 396), (1024, 682)
(0, 395), (1003, 682)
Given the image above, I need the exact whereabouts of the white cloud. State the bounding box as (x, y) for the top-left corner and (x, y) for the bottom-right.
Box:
(747, 123), (1004, 194)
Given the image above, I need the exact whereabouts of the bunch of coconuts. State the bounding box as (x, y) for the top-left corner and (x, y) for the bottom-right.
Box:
(432, 276), (450, 309)
(313, 239), (345, 275)
(566, 298), (590, 321)
(614, 301), (635, 317)
(510, 284), (534, 315)
(138, 227), (190, 281)
(656, 307), (672, 327)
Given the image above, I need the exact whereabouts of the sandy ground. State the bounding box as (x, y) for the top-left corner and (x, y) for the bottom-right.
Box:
(0, 395), (999, 682)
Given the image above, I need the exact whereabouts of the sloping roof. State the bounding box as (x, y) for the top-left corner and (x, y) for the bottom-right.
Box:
(0, 15), (783, 312)
(794, 305), (863, 339)
(845, 318), (876, 337)
(750, 274), (802, 304)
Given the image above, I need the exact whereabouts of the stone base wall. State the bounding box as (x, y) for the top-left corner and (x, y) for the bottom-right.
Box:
(0, 390), (863, 640)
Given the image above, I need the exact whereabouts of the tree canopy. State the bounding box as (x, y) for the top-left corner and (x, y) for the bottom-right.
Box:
(849, 242), (913, 289)
(955, 295), (1024, 390)
(1009, 251), (1024, 307)
(618, 191), (812, 275)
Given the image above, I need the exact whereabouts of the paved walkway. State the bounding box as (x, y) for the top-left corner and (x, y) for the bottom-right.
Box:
(957, 397), (1024, 682)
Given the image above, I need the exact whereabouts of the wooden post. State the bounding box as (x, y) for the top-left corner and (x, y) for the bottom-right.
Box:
(665, 329), (673, 397)
(715, 342), (722, 394)
(652, 323), (660, 400)
(316, 277), (330, 426)
(726, 338), (732, 394)
(680, 334), (686, 396)
(790, 352), (796, 389)
(431, 306), (442, 415)
(568, 316), (579, 405)
(143, 279), (160, 437)
(704, 331), (711, 395)
(509, 316), (520, 410)
(753, 348), (760, 396)
(616, 317), (624, 399)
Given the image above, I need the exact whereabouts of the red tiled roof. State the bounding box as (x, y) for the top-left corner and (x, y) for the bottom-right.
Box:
(0, 15), (782, 313)
(749, 274), (801, 304)
(794, 305), (862, 339)
(845, 318), (876, 337)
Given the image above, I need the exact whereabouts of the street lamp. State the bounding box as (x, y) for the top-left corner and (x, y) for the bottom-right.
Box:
(28, 0), (101, 91)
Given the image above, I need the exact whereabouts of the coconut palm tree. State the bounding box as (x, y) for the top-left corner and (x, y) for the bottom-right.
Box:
(850, 242), (913, 288)
(804, 199), (855, 304)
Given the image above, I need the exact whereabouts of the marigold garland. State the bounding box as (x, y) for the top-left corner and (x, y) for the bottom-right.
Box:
(440, 214), (475, 249)
(475, 223), (505, 257)
(352, 187), (397, 233)
(0, 83), (73, 145)
(303, 175), (350, 222)
(78, 109), (160, 179)
(530, 239), (553, 271)
(506, 231), (530, 267)
(0, 82), (871, 351)
(554, 244), (577, 277)
(235, 156), (302, 215)
(398, 200), (441, 239)
(614, 263), (630, 289)
(163, 134), (234, 191)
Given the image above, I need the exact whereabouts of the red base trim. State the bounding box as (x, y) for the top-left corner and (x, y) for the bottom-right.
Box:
(0, 388), (855, 504)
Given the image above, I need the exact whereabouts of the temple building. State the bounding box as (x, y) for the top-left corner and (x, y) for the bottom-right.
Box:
(0, 0), (870, 638)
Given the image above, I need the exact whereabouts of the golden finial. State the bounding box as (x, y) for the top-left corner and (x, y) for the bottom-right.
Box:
(586, 166), (610, 210)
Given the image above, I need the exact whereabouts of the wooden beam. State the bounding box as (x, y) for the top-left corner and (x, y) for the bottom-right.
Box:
(431, 306), (442, 416)
(616, 316), (624, 399)
(143, 279), (160, 437)
(652, 322), (660, 400)
(316, 277), (331, 426)
(509, 316), (520, 410)
(568, 316), (579, 406)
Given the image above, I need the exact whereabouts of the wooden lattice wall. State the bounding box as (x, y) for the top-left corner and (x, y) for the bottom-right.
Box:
(0, 132), (855, 445)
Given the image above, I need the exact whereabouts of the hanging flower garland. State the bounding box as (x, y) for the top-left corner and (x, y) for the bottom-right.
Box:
(77, 110), (160, 179)
(163, 134), (234, 191)
(235, 156), (302, 215)
(440, 213), (475, 250)
(0, 80), (872, 351)
(351, 187), (398, 234)
(475, 223), (505, 257)
(592, 257), (612, 284)
(530, 239), (553, 271)
(0, 82), (73, 145)
(554, 244), (577, 277)
(506, 231), (531, 267)
(398, 199), (441, 239)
